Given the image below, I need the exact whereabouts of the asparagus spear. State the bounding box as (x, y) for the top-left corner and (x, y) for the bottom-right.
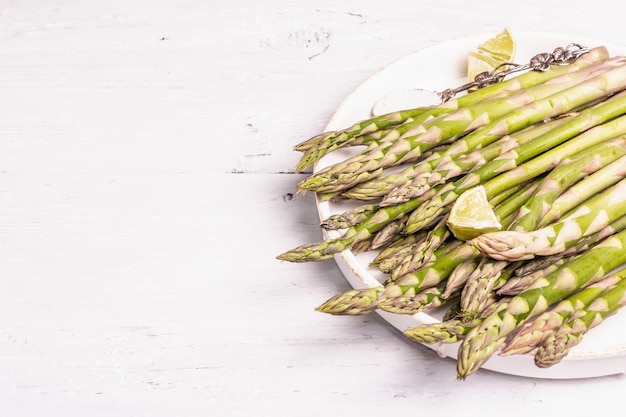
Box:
(404, 299), (510, 344)
(506, 137), (626, 233)
(368, 214), (411, 250)
(539, 153), (626, 227)
(386, 216), (451, 280)
(441, 257), (480, 299)
(486, 146), (626, 286)
(370, 233), (425, 272)
(496, 257), (569, 297)
(314, 240), (464, 316)
(534, 267), (626, 367)
(276, 190), (432, 262)
(316, 169), (548, 315)
(376, 282), (449, 314)
(385, 175), (533, 282)
(341, 116), (583, 204)
(497, 214), (626, 297)
(378, 114), (574, 207)
(338, 154), (444, 201)
(458, 259), (519, 320)
(486, 178), (533, 210)
(456, 227), (626, 380)
(320, 204), (379, 231)
(442, 179), (542, 299)
(490, 179), (541, 224)
(298, 53), (622, 194)
(284, 51), (619, 262)
(294, 47), (609, 173)
(315, 242), (479, 315)
(404, 89), (626, 235)
(498, 273), (622, 356)
(294, 107), (433, 158)
(404, 318), (480, 344)
(375, 240), (422, 274)
(314, 287), (382, 316)
(468, 177), (626, 261)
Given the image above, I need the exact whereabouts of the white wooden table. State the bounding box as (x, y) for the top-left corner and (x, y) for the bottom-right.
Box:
(2, 1), (625, 415)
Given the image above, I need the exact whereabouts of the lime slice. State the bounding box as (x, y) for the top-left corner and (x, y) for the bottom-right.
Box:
(447, 186), (502, 241)
(468, 28), (516, 82)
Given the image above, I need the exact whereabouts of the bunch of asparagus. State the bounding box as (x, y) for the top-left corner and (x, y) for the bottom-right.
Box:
(277, 44), (626, 379)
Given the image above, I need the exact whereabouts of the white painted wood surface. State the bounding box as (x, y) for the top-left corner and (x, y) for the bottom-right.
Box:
(1, 1), (625, 415)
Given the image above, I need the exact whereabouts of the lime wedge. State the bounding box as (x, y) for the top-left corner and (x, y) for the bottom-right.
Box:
(447, 186), (502, 241)
(468, 28), (516, 82)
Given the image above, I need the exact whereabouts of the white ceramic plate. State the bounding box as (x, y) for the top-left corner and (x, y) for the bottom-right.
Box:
(316, 31), (626, 379)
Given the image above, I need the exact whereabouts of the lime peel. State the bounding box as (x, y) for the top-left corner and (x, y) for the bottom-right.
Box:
(468, 28), (516, 83)
(447, 185), (502, 241)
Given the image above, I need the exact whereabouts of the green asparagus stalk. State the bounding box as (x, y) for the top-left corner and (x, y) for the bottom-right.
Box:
(388, 240), (465, 281)
(294, 107), (430, 153)
(295, 46), (609, 171)
(446, 176), (552, 312)
(507, 137), (626, 233)
(320, 204), (379, 231)
(496, 257), (569, 297)
(404, 299), (510, 344)
(497, 214), (626, 297)
(375, 240), (422, 274)
(458, 259), (519, 320)
(298, 53), (622, 194)
(404, 90), (626, 235)
(317, 240), (464, 315)
(314, 146), (449, 203)
(405, 318), (480, 344)
(372, 243), (481, 314)
(379, 176), (537, 276)
(315, 242), (479, 315)
(468, 177), (626, 261)
(443, 177), (544, 300)
(487, 179), (532, 210)
(376, 282), (448, 314)
(276, 189), (432, 262)
(338, 153), (444, 201)
(314, 287), (382, 316)
(296, 110), (464, 174)
(534, 267), (626, 367)
(539, 153), (626, 227)
(498, 273), (622, 356)
(294, 108), (443, 173)
(369, 214), (411, 250)
(317, 169), (548, 315)
(491, 180), (542, 224)
(350, 237), (375, 255)
(370, 233), (425, 272)
(456, 227), (626, 380)
(441, 256), (480, 299)
(386, 216), (452, 280)
(379, 115), (574, 207)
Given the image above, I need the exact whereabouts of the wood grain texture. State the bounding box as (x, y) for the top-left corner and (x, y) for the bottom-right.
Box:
(1, 0), (626, 415)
